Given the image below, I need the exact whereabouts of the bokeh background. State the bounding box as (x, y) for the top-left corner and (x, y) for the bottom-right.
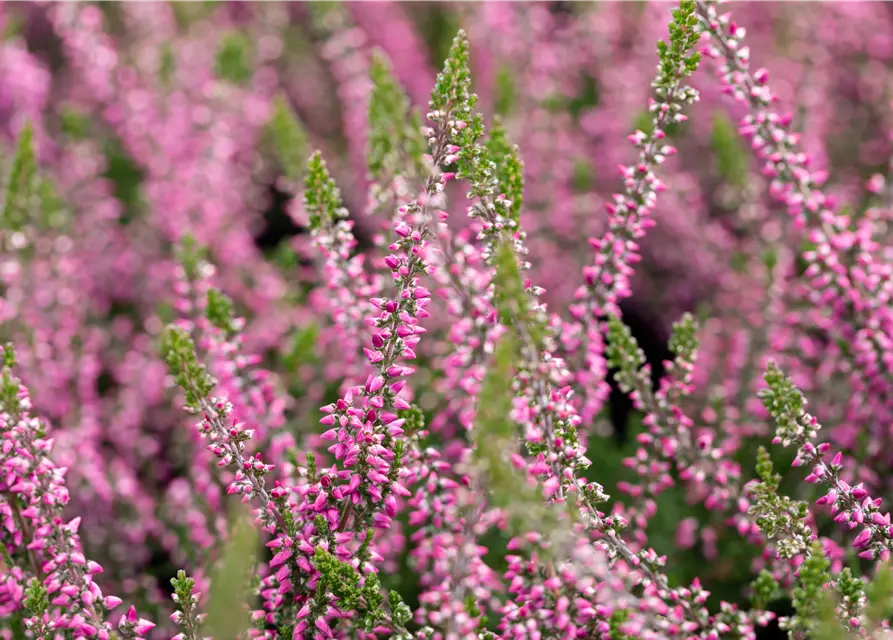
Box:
(3, 2), (893, 637)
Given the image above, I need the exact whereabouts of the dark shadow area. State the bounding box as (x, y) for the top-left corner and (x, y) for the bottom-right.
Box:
(253, 182), (305, 253)
(607, 299), (672, 444)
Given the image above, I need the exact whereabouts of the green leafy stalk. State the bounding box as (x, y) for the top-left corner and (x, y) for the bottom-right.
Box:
(159, 326), (216, 413)
(783, 542), (834, 639)
(204, 509), (259, 639)
(486, 119), (524, 223)
(170, 570), (205, 640)
(746, 446), (812, 559)
(473, 311), (557, 537)
(205, 288), (238, 337)
(367, 51), (426, 184)
(215, 31), (253, 85)
(303, 151), (349, 232)
(2, 122), (36, 233)
(268, 96), (309, 184)
(312, 547), (418, 638)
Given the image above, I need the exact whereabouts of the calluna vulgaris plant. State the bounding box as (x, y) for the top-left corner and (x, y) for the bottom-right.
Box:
(2, 0), (893, 638)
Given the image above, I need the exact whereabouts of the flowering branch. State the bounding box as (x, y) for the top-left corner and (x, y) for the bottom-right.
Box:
(760, 362), (893, 563)
(570, 0), (703, 421)
(0, 344), (152, 639)
(696, 0), (893, 416)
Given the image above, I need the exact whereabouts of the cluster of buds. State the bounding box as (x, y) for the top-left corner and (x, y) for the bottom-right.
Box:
(0, 345), (148, 638)
(760, 362), (893, 561)
(696, 0), (893, 434)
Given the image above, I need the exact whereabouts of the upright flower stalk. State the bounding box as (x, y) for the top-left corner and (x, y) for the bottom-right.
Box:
(696, 0), (893, 429)
(304, 151), (378, 387)
(6, 1), (893, 638)
(160, 26), (490, 640)
(416, 12), (756, 639)
(605, 313), (745, 541)
(570, 0), (703, 424)
(760, 362), (893, 563)
(0, 345), (152, 639)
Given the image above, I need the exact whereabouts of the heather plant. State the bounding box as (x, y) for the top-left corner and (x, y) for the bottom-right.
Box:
(2, 1), (893, 639)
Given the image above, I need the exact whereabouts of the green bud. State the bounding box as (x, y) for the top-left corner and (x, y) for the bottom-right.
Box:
(304, 151), (348, 232)
(269, 96), (309, 184)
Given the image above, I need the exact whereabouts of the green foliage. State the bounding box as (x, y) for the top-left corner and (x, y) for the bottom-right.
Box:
(812, 618), (849, 640)
(568, 74), (601, 118)
(747, 446), (811, 559)
(608, 609), (643, 640)
(102, 137), (145, 226)
(34, 177), (68, 231)
(396, 404), (426, 437)
(606, 312), (701, 421)
(759, 361), (815, 448)
(367, 51), (426, 182)
(268, 96), (309, 184)
(306, 1), (343, 26)
(312, 547), (414, 634)
(215, 32), (253, 84)
(633, 110), (655, 136)
(270, 241), (301, 272)
(493, 66), (516, 116)
(22, 578), (49, 619)
(205, 288), (237, 337)
(865, 563), (893, 625)
(486, 119), (524, 222)
(283, 322), (320, 371)
(571, 159), (595, 193)
(159, 326), (215, 412)
(388, 590), (414, 630)
(834, 567), (867, 630)
(813, 563), (891, 638)
(655, 0), (702, 88)
(171, 1), (220, 28)
(474, 335), (527, 524)
(711, 111), (749, 187)
(474, 333), (560, 537)
(431, 30), (493, 201)
(303, 151), (348, 231)
(2, 343), (17, 369)
(160, 42), (176, 86)
(176, 234), (207, 283)
(0, 344), (23, 417)
(492, 241), (545, 349)
(170, 570), (204, 638)
(605, 314), (648, 395)
(668, 313), (698, 361)
(3, 11), (22, 39)
(751, 569), (783, 610)
(2, 122), (36, 232)
(785, 543), (833, 638)
(60, 107), (92, 140)
(204, 510), (259, 639)
(474, 335), (517, 469)
(170, 569), (195, 602)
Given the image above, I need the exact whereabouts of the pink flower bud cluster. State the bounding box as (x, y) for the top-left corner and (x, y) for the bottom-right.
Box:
(306, 192), (381, 391)
(5, 1), (893, 638)
(0, 368), (151, 638)
(771, 404), (893, 563)
(407, 446), (500, 637)
(697, 0), (893, 434)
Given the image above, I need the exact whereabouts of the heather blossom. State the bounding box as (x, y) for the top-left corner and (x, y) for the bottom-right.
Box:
(2, 1), (893, 639)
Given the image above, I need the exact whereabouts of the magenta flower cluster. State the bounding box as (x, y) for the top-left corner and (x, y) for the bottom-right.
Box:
(1, 1), (893, 639)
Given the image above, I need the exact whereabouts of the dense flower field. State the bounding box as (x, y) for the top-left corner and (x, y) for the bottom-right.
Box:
(2, 1), (893, 638)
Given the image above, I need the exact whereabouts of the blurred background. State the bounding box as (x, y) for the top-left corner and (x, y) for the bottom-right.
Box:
(3, 2), (893, 637)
